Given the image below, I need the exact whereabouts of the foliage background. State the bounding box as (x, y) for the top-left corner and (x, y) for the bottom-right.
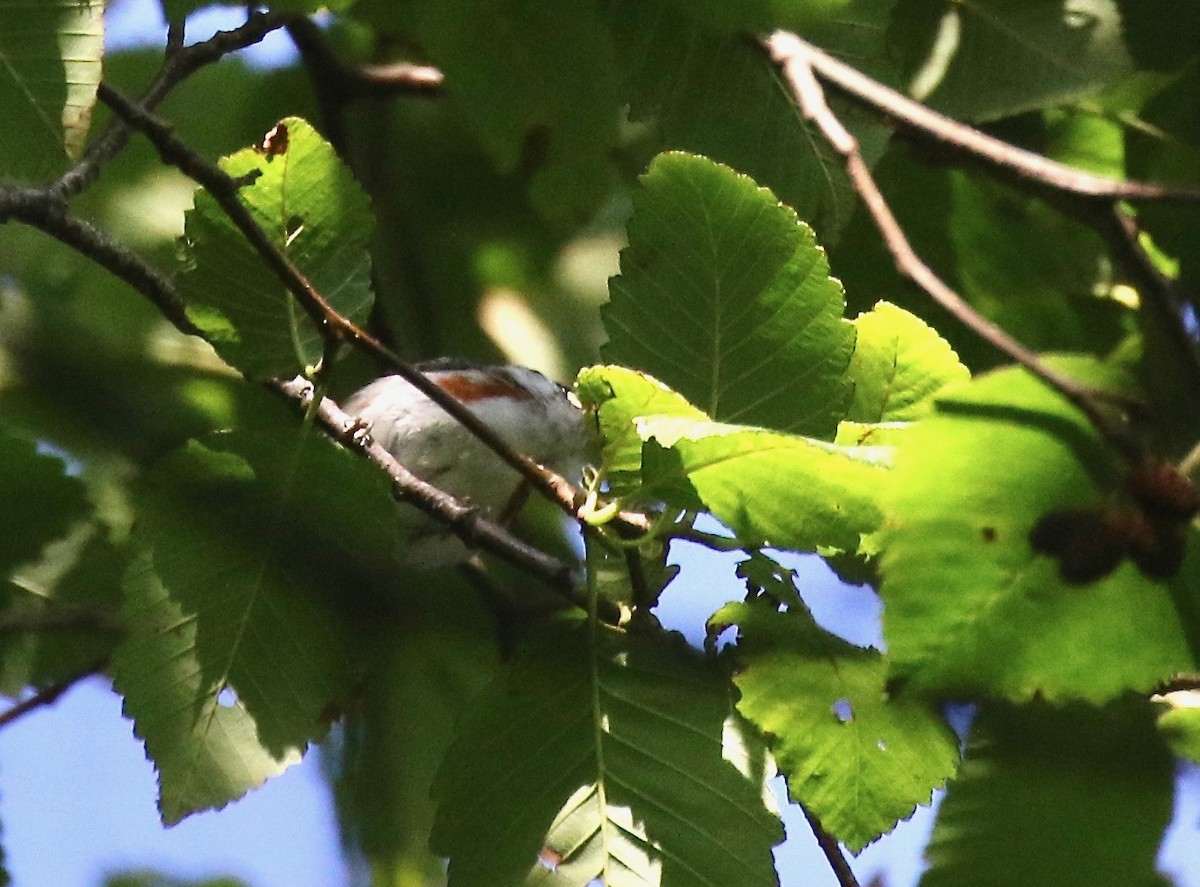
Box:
(3, 0), (1200, 885)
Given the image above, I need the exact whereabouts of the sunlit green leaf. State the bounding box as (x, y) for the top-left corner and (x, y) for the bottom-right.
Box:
(882, 358), (1195, 701)
(114, 429), (402, 823)
(603, 152), (855, 439)
(1155, 688), (1200, 764)
(574, 365), (706, 486)
(176, 117), (374, 379)
(845, 301), (969, 423)
(0, 0), (103, 182)
(638, 414), (886, 555)
(714, 598), (958, 852)
(431, 613), (782, 886)
(921, 701), (1174, 887)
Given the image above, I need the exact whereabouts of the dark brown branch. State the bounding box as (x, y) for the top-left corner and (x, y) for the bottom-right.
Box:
(0, 188), (200, 336)
(0, 661), (106, 731)
(96, 82), (605, 527)
(801, 803), (861, 887)
(3, 194), (590, 608)
(766, 31), (1141, 457)
(788, 35), (1200, 205)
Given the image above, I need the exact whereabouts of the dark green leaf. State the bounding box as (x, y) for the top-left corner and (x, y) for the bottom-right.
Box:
(603, 152), (854, 439)
(390, 0), (621, 222)
(604, 0), (881, 239)
(0, 433), (90, 579)
(114, 429), (402, 823)
(0, 0), (103, 183)
(714, 599), (958, 852)
(432, 615), (782, 886)
(921, 700), (1174, 887)
(335, 581), (500, 883)
(176, 117), (374, 379)
(882, 358), (1195, 701)
(890, 0), (1133, 122)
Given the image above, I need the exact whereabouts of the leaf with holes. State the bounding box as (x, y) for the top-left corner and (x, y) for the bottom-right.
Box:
(713, 599), (958, 852)
(176, 117), (374, 379)
(882, 358), (1196, 701)
(114, 429), (402, 823)
(603, 152), (855, 440)
(431, 614), (782, 886)
(0, 0), (103, 183)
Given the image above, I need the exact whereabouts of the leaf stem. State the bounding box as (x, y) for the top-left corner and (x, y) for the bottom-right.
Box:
(800, 803), (862, 887)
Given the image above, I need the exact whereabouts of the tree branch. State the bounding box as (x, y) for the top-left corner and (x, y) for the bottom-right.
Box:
(96, 82), (613, 528)
(766, 31), (1142, 457)
(272, 376), (591, 602)
(56, 10), (293, 199)
(0, 661), (106, 731)
(765, 32), (1200, 414)
(801, 803), (862, 887)
(787, 35), (1200, 206)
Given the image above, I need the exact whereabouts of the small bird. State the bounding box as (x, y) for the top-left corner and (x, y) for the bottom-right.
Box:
(345, 359), (593, 566)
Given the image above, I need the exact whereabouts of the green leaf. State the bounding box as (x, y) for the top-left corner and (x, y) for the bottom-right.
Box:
(114, 429), (401, 823)
(574, 365), (706, 486)
(0, 0), (103, 183)
(881, 358), (1195, 701)
(0, 433), (90, 579)
(1154, 688), (1200, 764)
(391, 0), (621, 221)
(946, 176), (1126, 356)
(921, 701), (1174, 887)
(713, 598), (958, 852)
(603, 152), (855, 439)
(845, 301), (970, 423)
(604, 0), (877, 239)
(890, 0), (1133, 123)
(638, 415), (886, 555)
(431, 616), (782, 886)
(335, 582), (500, 885)
(176, 117), (374, 380)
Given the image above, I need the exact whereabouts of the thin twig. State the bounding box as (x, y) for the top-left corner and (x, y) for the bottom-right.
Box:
(97, 83), (601, 524)
(56, 10), (292, 199)
(787, 35), (1200, 205)
(801, 803), (861, 887)
(0, 190), (200, 336)
(766, 31), (1141, 457)
(0, 661), (106, 731)
(766, 31), (1200, 412)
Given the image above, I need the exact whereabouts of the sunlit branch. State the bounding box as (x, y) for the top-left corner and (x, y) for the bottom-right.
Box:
(766, 31), (1142, 458)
